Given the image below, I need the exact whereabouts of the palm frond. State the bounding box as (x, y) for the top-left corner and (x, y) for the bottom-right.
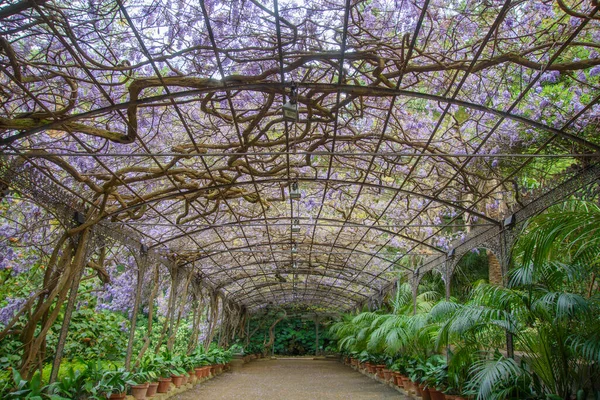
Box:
(467, 354), (525, 400)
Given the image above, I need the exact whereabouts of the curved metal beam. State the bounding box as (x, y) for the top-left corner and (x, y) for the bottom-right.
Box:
(241, 288), (362, 310)
(247, 295), (349, 311)
(208, 259), (387, 289)
(182, 241), (407, 268)
(213, 266), (384, 292)
(242, 291), (359, 310)
(9, 83), (598, 152)
(105, 177), (498, 228)
(231, 282), (368, 303)
(146, 214), (452, 254)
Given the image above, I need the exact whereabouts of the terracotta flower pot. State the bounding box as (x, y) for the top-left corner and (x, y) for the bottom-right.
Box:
(146, 382), (158, 398)
(402, 377), (414, 394)
(419, 384), (432, 400)
(382, 369), (392, 381)
(131, 383), (149, 400)
(157, 377), (171, 393)
(203, 366), (211, 377)
(414, 382), (423, 396)
(195, 367), (204, 378)
(109, 393), (126, 400)
(429, 388), (446, 400)
(393, 373), (404, 387)
(171, 375), (184, 387)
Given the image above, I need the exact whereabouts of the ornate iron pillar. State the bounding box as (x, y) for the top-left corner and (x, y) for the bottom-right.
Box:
(315, 315), (320, 356)
(498, 226), (518, 359)
(410, 270), (419, 315)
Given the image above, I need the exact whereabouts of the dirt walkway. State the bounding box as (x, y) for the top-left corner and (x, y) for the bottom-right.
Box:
(172, 358), (406, 399)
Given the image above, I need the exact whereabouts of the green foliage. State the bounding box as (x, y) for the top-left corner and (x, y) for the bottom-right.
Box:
(45, 366), (89, 399)
(3, 369), (69, 400)
(60, 306), (129, 362)
(90, 367), (135, 398)
(245, 315), (332, 355)
(451, 249), (490, 301)
(331, 201), (600, 399)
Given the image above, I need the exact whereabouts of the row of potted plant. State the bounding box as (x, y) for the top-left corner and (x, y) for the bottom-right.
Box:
(2, 346), (234, 399)
(343, 351), (473, 400)
(124, 348), (232, 399)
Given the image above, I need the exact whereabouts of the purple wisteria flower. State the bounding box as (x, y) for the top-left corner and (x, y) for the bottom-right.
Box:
(0, 297), (27, 326)
(540, 71), (560, 83)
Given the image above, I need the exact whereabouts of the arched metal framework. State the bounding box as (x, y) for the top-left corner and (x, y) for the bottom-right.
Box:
(1, 0), (599, 313)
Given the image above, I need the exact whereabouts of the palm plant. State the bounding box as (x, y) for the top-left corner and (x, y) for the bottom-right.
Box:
(367, 283), (441, 358)
(330, 312), (375, 354)
(432, 201), (600, 399)
(509, 201), (600, 399)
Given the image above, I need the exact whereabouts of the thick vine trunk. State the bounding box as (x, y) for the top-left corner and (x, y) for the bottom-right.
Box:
(188, 295), (205, 353)
(125, 254), (146, 370)
(135, 265), (159, 368)
(154, 269), (178, 354)
(49, 230), (93, 383)
(167, 270), (193, 350)
(203, 294), (219, 351)
(263, 311), (286, 355)
(20, 228), (90, 378)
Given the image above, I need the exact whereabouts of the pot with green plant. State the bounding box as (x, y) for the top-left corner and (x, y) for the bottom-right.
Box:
(160, 351), (187, 388)
(135, 354), (161, 397)
(130, 382), (149, 400)
(421, 355), (447, 400)
(390, 356), (409, 388)
(131, 369), (158, 400)
(190, 347), (209, 378)
(151, 355), (174, 394)
(180, 354), (196, 384)
(406, 358), (430, 399)
(93, 367), (136, 400)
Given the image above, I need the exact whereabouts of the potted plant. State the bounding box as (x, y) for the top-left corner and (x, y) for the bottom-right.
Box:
(94, 367), (136, 399)
(181, 354), (196, 384)
(192, 349), (212, 378)
(131, 369), (158, 400)
(161, 351), (187, 388)
(406, 358), (429, 398)
(149, 355), (173, 394)
(135, 355), (161, 398)
(422, 355), (447, 400)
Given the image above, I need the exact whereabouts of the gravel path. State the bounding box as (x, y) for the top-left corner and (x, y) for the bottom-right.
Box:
(172, 358), (406, 399)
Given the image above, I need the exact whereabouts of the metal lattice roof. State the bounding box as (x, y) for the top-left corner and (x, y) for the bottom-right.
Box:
(1, 0), (599, 312)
